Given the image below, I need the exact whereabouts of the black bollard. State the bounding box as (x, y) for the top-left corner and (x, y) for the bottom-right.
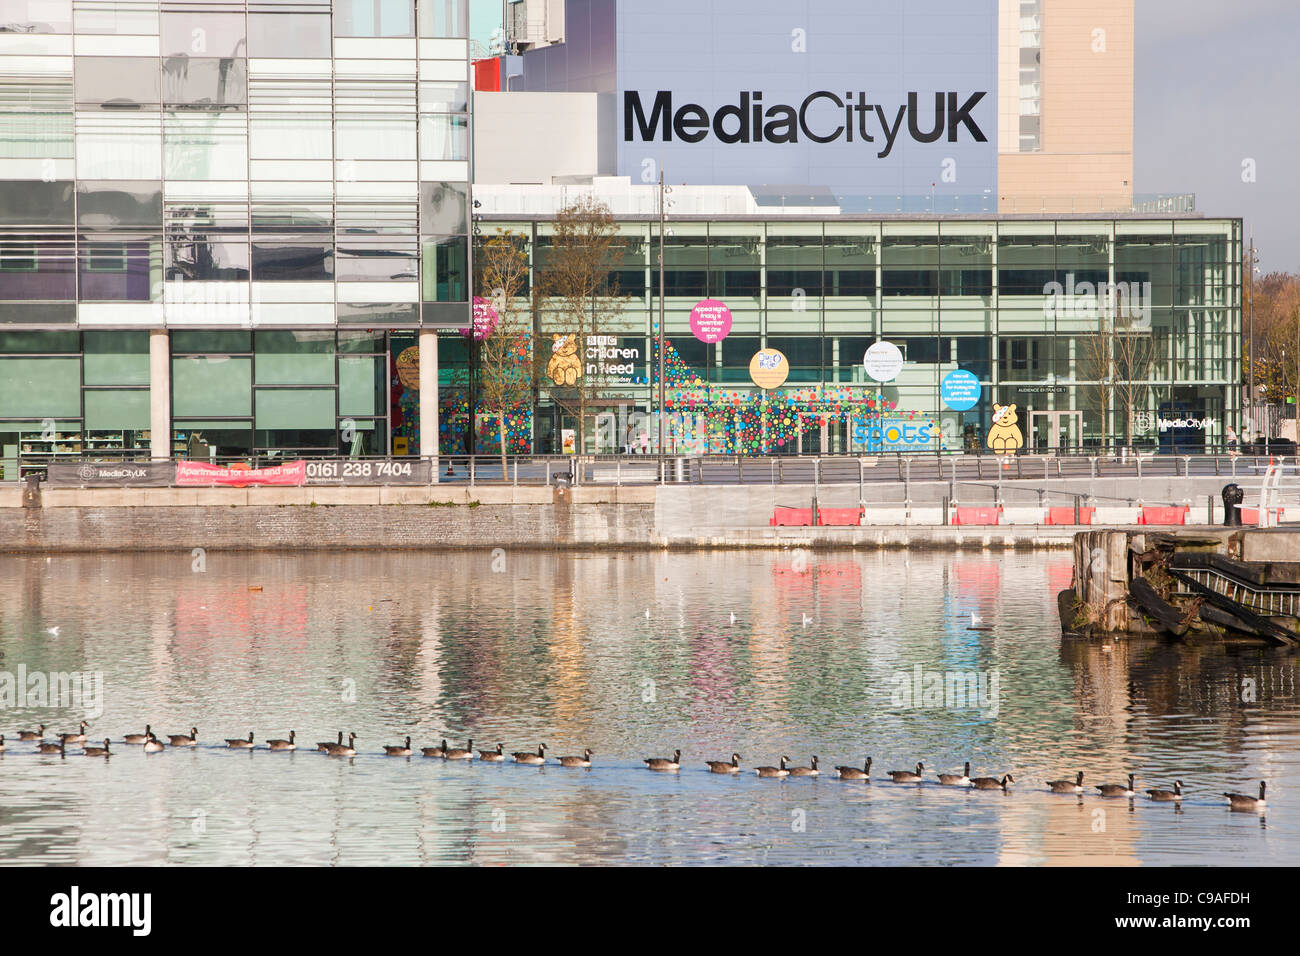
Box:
(1222, 483), (1244, 526)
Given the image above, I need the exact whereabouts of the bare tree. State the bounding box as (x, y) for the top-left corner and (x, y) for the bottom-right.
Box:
(533, 195), (626, 453)
(1078, 295), (1157, 451)
(474, 228), (533, 471)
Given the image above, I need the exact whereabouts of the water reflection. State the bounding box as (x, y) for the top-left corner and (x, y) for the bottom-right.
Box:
(0, 550), (1294, 865)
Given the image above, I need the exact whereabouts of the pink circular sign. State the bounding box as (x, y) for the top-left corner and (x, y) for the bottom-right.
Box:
(462, 296), (499, 341)
(689, 299), (733, 343)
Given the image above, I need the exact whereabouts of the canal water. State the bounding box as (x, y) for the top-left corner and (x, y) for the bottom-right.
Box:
(0, 550), (1295, 866)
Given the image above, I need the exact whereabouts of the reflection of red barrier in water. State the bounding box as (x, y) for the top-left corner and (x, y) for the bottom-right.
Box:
(688, 628), (738, 715)
(1048, 560), (1075, 595)
(954, 560), (1000, 592)
(174, 587), (310, 658)
(1138, 506), (1188, 525)
(772, 564), (862, 591)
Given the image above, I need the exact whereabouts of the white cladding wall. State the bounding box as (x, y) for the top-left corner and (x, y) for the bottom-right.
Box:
(473, 91), (614, 183)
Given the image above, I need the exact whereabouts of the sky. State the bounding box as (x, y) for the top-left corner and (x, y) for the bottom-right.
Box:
(1135, 0), (1300, 272)
(469, 0), (1299, 273)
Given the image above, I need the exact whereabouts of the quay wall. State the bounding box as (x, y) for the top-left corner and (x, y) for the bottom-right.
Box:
(0, 483), (1085, 552)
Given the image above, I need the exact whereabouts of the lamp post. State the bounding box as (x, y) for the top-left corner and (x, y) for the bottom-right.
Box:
(657, 170), (666, 480)
(1247, 235), (1255, 437)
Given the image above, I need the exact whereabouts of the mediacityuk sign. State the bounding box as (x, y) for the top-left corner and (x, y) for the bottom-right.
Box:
(175, 460), (307, 487)
(46, 461), (176, 487)
(614, 0), (998, 193)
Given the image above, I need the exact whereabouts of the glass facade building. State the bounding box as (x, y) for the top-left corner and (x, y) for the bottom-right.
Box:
(470, 214), (1241, 457)
(0, 4), (1241, 475)
(0, 0), (470, 476)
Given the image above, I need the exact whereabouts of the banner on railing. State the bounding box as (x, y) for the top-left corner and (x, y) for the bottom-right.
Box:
(46, 461), (177, 487)
(175, 460), (306, 487)
(302, 459), (432, 485)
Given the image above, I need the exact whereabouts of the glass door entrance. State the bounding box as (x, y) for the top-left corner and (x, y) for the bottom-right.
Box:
(1029, 410), (1083, 453)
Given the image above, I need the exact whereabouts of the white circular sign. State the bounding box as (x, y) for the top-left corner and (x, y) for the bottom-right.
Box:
(864, 341), (903, 382)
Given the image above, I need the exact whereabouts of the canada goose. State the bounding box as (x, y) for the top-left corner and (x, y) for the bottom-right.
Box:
(1146, 781), (1183, 802)
(83, 739), (111, 757)
(478, 743), (506, 762)
(970, 774), (1014, 791)
(556, 748), (594, 768)
(706, 753), (742, 774)
(37, 739), (66, 755)
(787, 756), (819, 777)
(835, 757), (872, 780)
(887, 762), (924, 783)
(1097, 773), (1136, 797)
(644, 749), (682, 771)
(1047, 771), (1085, 793)
(1224, 781), (1266, 811)
(383, 736), (412, 757)
(512, 743), (547, 764)
(59, 721), (89, 744)
(143, 734), (165, 753)
(226, 732), (255, 749)
(422, 739), (449, 758)
(444, 739), (474, 760)
(17, 724), (45, 741)
(323, 733), (356, 756)
(168, 727), (198, 747)
(123, 725), (152, 745)
(755, 756), (790, 778)
(938, 762), (972, 785)
(266, 731), (296, 751)
(317, 732), (343, 752)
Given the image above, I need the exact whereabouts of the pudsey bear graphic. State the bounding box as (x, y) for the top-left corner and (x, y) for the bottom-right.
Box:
(547, 333), (582, 386)
(986, 402), (1023, 456)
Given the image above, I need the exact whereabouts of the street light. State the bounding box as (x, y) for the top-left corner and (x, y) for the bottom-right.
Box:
(657, 171), (665, 480)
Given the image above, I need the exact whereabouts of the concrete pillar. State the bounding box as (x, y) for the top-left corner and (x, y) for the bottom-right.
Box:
(418, 329), (439, 475)
(149, 328), (170, 460)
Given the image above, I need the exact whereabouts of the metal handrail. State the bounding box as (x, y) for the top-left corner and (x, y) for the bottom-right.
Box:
(8, 451), (1295, 489)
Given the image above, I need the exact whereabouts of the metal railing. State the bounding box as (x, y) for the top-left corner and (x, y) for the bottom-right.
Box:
(13, 451), (1297, 490)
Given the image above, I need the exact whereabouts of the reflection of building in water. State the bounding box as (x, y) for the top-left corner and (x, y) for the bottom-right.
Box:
(1023, 640), (1141, 865)
(548, 556), (590, 731)
(415, 598), (443, 715)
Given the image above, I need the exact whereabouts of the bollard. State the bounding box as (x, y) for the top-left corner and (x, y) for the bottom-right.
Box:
(1222, 483), (1243, 527)
(942, 495), (950, 526)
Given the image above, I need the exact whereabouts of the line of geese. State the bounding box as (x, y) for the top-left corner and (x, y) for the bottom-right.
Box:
(7, 726), (1269, 812)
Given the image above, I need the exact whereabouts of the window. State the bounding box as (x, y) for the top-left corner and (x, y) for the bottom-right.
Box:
(84, 243), (126, 272)
(247, 9), (331, 58)
(418, 0), (467, 37)
(0, 0), (72, 33)
(74, 57), (160, 109)
(418, 113), (467, 161)
(0, 244), (37, 272)
(335, 0), (414, 37)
